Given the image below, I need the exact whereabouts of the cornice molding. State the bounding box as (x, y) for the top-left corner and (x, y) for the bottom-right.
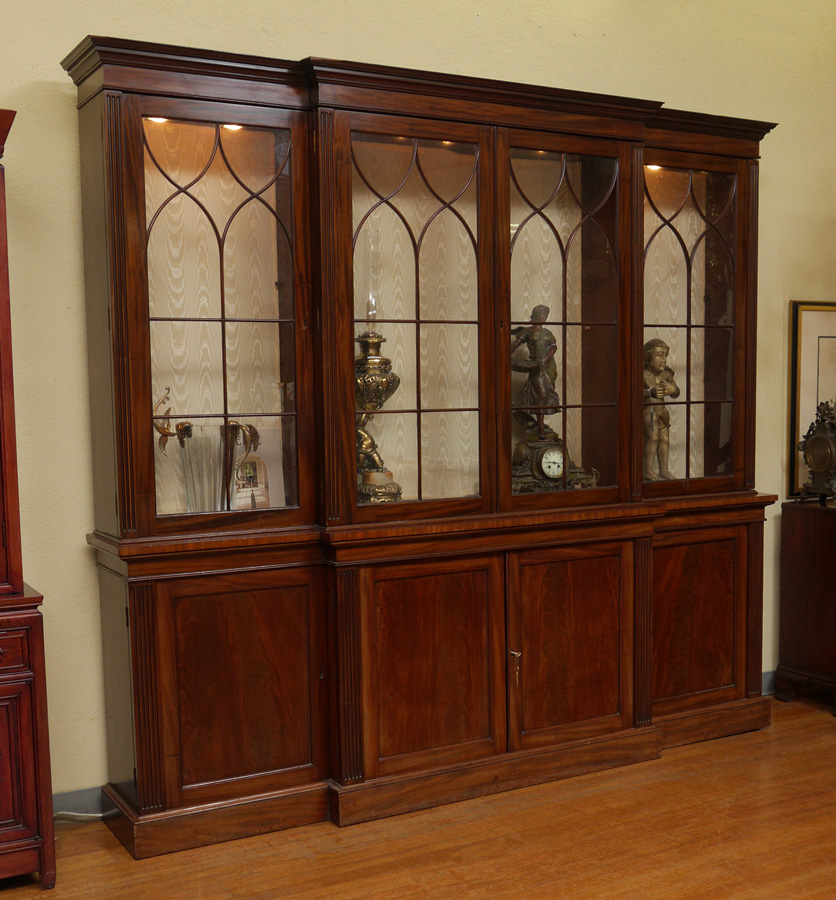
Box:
(61, 35), (305, 88)
(61, 37), (777, 144)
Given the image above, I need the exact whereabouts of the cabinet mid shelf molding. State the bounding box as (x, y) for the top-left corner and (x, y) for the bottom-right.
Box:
(63, 36), (776, 859)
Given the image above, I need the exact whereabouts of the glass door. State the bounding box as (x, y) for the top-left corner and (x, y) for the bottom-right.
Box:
(642, 151), (743, 489)
(346, 114), (492, 516)
(501, 130), (626, 507)
(137, 106), (307, 523)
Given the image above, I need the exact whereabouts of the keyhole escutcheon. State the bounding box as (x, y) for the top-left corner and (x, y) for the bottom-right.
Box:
(510, 649), (521, 686)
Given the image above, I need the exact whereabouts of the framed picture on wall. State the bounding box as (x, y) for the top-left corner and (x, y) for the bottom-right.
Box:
(788, 301), (836, 496)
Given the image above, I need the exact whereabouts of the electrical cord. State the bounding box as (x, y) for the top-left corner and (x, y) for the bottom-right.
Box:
(53, 811), (104, 822)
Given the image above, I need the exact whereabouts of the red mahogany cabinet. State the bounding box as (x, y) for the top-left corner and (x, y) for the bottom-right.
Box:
(62, 37), (776, 857)
(0, 111), (55, 888)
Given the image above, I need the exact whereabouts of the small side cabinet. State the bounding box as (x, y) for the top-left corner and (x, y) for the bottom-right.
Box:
(0, 111), (54, 889)
(776, 501), (836, 706)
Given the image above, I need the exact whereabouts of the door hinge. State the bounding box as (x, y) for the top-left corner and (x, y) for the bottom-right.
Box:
(1, 522), (6, 549)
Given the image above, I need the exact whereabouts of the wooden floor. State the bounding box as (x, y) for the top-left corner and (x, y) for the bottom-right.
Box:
(3, 697), (836, 899)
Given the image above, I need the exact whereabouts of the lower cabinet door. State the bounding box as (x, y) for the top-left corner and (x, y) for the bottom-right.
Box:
(507, 542), (634, 751)
(651, 526), (747, 716)
(146, 566), (328, 808)
(359, 554), (506, 778)
(0, 680), (37, 844)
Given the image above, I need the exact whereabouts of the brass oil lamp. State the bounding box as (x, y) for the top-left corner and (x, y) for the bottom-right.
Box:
(355, 330), (402, 503)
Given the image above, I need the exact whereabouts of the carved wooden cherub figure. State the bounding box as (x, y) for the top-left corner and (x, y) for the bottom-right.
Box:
(643, 338), (680, 481)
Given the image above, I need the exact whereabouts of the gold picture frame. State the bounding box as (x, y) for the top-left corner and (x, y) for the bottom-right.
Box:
(788, 301), (836, 496)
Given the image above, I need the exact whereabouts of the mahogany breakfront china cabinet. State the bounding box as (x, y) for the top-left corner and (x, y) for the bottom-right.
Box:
(62, 36), (777, 858)
(0, 111), (55, 888)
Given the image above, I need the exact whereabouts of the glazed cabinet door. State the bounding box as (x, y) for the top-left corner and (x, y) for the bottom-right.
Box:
(497, 129), (631, 510)
(357, 555), (506, 778)
(95, 93), (314, 537)
(318, 110), (495, 523)
(0, 111), (23, 593)
(651, 526), (748, 716)
(641, 151), (751, 494)
(507, 542), (634, 750)
(132, 566), (327, 810)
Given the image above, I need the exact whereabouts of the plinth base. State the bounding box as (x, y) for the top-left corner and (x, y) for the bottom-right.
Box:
(358, 469), (402, 504)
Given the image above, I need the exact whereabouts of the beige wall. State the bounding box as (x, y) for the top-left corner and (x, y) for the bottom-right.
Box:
(0, 0), (832, 794)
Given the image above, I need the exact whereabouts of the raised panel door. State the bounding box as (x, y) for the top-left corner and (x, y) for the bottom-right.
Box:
(508, 542), (634, 750)
(155, 567), (327, 806)
(360, 555), (505, 777)
(651, 527), (747, 716)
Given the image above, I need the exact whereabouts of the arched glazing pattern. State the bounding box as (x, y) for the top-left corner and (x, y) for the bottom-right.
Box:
(351, 133), (480, 504)
(643, 166), (736, 484)
(143, 117), (298, 515)
(509, 148), (619, 495)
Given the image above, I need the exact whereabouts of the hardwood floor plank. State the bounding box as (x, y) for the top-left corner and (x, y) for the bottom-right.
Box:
(2, 698), (834, 899)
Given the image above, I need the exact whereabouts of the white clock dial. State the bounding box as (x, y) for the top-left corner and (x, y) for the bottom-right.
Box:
(541, 447), (563, 479)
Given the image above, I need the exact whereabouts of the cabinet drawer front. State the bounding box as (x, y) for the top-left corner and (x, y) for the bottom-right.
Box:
(0, 630), (28, 674)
